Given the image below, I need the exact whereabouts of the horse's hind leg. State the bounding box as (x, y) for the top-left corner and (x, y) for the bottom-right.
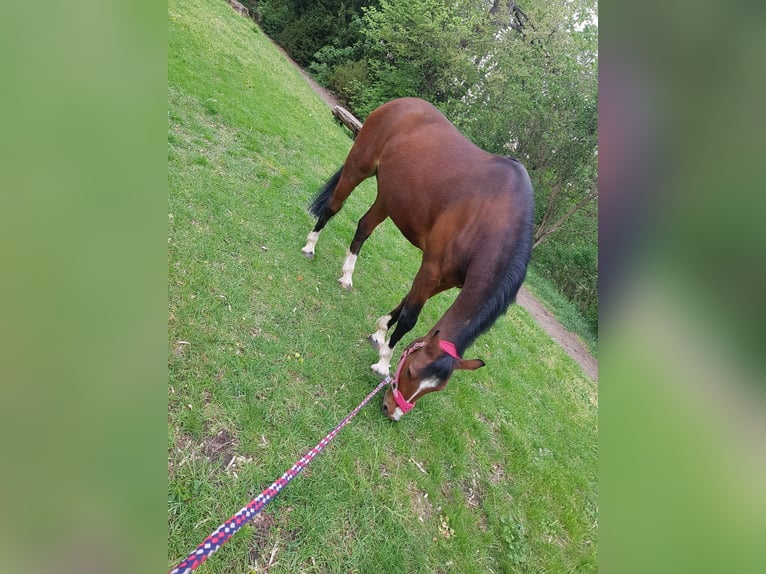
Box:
(338, 200), (387, 289)
(302, 168), (342, 259)
(301, 230), (321, 260)
(302, 154), (376, 260)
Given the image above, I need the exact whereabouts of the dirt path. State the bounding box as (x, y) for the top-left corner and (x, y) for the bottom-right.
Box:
(277, 42), (598, 383)
(516, 287), (598, 381)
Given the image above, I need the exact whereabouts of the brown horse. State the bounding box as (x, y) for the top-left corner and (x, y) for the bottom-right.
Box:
(302, 98), (534, 421)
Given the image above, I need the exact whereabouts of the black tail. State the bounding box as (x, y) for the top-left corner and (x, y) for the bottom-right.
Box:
(309, 166), (343, 219)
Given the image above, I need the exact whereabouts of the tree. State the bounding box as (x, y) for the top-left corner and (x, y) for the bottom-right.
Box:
(353, 0), (486, 115)
(256, 1), (379, 67)
(449, 0), (598, 251)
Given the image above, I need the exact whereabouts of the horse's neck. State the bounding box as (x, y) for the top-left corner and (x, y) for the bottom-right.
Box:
(433, 298), (481, 354)
(435, 275), (510, 354)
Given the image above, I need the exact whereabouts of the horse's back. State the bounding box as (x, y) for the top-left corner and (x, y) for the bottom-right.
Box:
(365, 97), (450, 133)
(351, 99), (533, 252)
(356, 98), (464, 158)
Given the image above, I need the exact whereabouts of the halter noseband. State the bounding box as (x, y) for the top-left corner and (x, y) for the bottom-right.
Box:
(390, 340), (460, 414)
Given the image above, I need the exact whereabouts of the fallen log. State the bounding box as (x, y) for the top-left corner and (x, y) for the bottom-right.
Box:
(332, 105), (363, 138)
(227, 0), (249, 18)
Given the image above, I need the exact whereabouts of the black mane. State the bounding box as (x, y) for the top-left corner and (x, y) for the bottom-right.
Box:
(454, 191), (534, 355)
(423, 353), (457, 381)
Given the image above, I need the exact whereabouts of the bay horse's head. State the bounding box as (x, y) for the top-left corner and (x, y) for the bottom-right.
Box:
(381, 332), (485, 421)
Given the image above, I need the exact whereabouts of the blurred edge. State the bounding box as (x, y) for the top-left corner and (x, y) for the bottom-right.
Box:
(601, 0), (766, 572)
(0, 2), (166, 573)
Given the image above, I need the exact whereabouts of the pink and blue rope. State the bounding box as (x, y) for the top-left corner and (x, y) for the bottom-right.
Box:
(170, 377), (390, 574)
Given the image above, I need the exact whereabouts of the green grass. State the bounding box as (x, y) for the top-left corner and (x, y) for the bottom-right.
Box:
(168, 0), (597, 571)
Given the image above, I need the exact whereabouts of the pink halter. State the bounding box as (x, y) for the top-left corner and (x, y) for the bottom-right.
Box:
(390, 340), (460, 414)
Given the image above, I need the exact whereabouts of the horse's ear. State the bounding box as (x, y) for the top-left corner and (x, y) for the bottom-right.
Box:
(425, 331), (442, 352)
(456, 358), (485, 371)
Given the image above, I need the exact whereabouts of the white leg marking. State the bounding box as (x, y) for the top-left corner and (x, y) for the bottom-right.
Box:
(338, 251), (357, 290)
(369, 314), (391, 348)
(301, 231), (320, 258)
(371, 343), (393, 376)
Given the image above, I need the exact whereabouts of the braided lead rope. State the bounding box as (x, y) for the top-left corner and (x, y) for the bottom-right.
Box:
(170, 377), (390, 574)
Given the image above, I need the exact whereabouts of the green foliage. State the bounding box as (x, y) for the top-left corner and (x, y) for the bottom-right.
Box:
(308, 44), (369, 105)
(443, 1), (598, 330)
(257, 1), (375, 67)
(329, 59), (369, 104)
(308, 44), (357, 85)
(276, 7), (335, 66)
(499, 515), (529, 566)
(353, 0), (484, 115)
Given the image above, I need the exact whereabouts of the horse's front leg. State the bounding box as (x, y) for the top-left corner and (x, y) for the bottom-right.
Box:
(369, 259), (440, 375)
(370, 301), (424, 376)
(369, 313), (394, 350)
(368, 303), (403, 376)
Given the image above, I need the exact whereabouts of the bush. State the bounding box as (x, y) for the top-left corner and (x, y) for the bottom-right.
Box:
(308, 45), (357, 85)
(327, 60), (368, 105)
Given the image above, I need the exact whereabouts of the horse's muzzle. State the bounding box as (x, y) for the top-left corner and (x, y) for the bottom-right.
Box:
(380, 389), (402, 421)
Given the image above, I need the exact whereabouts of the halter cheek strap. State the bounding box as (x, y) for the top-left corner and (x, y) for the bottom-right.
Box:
(391, 383), (415, 414)
(390, 341), (423, 414)
(390, 340), (461, 414)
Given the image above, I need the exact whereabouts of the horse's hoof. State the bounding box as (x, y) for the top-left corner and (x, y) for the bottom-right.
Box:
(367, 334), (381, 350)
(301, 249), (315, 260)
(371, 362), (390, 377)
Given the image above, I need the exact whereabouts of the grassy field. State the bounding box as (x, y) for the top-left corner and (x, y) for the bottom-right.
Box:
(168, 0), (598, 571)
